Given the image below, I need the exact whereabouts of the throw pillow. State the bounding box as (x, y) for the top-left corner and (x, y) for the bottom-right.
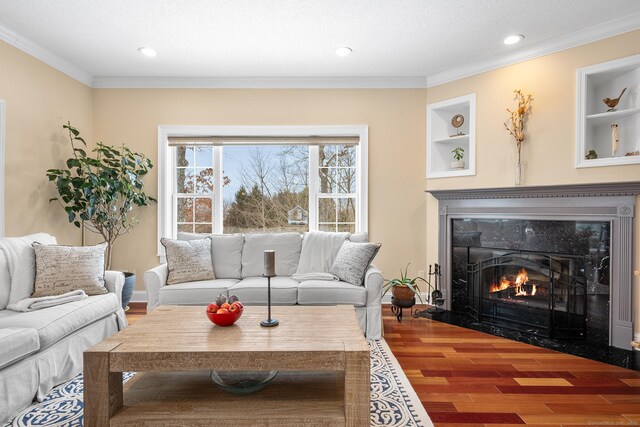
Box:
(161, 237), (215, 285)
(330, 241), (382, 286)
(31, 242), (108, 297)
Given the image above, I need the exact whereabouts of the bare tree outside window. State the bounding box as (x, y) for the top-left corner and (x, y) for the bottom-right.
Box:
(223, 145), (309, 234)
(174, 143), (358, 235)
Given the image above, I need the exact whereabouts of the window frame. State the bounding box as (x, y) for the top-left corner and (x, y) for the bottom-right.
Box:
(157, 125), (368, 256)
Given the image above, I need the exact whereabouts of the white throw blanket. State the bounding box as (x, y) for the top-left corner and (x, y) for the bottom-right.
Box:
(292, 231), (349, 281)
(8, 290), (88, 312)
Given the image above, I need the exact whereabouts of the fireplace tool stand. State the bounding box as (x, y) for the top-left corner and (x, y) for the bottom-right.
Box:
(413, 264), (445, 318)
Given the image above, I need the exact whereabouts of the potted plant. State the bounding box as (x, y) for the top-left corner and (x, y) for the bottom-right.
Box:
(46, 122), (156, 310)
(382, 264), (425, 304)
(451, 147), (465, 169)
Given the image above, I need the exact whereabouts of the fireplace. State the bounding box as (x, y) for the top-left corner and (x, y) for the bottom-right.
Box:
(453, 219), (608, 344)
(428, 182), (638, 350)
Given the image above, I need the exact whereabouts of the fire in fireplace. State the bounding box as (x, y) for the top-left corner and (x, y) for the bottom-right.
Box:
(489, 268), (537, 297)
(466, 248), (588, 340)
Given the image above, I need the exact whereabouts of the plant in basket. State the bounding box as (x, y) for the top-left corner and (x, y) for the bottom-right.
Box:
(206, 294), (244, 326)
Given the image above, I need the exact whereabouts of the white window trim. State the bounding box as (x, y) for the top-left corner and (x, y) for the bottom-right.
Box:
(157, 125), (368, 256)
(0, 100), (5, 238)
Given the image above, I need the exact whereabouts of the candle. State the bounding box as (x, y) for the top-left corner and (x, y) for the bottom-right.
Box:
(264, 250), (276, 277)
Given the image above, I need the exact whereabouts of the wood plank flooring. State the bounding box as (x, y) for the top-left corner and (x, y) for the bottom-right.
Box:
(126, 304), (640, 426)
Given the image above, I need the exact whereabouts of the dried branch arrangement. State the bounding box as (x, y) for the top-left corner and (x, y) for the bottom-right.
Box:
(503, 89), (533, 165)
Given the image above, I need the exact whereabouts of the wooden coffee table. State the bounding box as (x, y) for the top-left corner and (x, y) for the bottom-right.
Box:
(83, 305), (370, 426)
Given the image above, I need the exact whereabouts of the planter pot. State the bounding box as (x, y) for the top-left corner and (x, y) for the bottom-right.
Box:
(451, 160), (465, 170)
(121, 272), (135, 310)
(391, 285), (416, 302)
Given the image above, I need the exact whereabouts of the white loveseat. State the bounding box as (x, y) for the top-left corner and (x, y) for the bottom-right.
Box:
(0, 233), (127, 423)
(145, 232), (383, 339)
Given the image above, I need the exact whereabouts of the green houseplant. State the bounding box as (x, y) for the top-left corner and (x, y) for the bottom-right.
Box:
(451, 147), (465, 170)
(46, 122), (156, 308)
(382, 264), (424, 304)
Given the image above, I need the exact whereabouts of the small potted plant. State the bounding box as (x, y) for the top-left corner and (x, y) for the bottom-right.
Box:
(451, 147), (465, 169)
(382, 264), (424, 304)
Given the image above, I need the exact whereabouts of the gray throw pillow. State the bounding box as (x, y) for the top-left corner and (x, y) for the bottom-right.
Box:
(330, 241), (381, 286)
(161, 237), (215, 285)
(31, 242), (108, 297)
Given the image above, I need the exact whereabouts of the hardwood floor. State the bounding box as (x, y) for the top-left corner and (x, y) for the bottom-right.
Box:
(126, 304), (640, 426)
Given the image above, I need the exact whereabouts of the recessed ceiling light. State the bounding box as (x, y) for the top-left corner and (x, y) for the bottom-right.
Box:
(138, 47), (157, 57)
(335, 47), (352, 57)
(503, 34), (524, 45)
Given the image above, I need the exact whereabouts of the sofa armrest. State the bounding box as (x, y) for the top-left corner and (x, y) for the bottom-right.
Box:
(144, 264), (168, 313)
(364, 265), (384, 307)
(104, 271), (125, 307)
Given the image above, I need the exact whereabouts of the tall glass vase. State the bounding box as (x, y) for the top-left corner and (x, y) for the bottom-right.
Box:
(515, 161), (523, 186)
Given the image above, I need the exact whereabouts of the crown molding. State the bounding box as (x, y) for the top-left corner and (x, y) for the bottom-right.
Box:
(426, 12), (640, 88)
(0, 23), (93, 87)
(92, 76), (427, 89)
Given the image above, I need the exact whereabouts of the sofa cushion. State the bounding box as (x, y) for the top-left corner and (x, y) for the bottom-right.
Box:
(349, 232), (368, 243)
(162, 237), (215, 285)
(297, 280), (367, 306)
(330, 241), (381, 286)
(0, 250), (9, 310)
(241, 233), (302, 278)
(31, 242), (108, 297)
(177, 233), (244, 279)
(0, 293), (119, 350)
(228, 277), (298, 305)
(0, 233), (57, 307)
(159, 279), (239, 305)
(0, 328), (40, 369)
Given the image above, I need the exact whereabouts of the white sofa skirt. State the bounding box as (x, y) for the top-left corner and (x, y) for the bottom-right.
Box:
(0, 313), (121, 423)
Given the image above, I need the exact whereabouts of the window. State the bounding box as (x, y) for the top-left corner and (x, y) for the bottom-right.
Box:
(158, 126), (367, 252)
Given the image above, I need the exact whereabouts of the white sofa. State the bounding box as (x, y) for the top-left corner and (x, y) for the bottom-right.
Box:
(0, 233), (127, 423)
(145, 232), (383, 339)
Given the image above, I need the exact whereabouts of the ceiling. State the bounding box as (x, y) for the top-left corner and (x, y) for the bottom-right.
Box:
(1, 0), (639, 87)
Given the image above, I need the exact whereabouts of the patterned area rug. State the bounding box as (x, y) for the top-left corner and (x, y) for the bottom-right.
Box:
(4, 339), (432, 426)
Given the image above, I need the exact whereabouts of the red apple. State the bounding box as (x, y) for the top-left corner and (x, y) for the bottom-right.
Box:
(216, 308), (230, 314)
(207, 303), (219, 313)
(229, 304), (239, 313)
(220, 302), (231, 310)
(232, 301), (244, 310)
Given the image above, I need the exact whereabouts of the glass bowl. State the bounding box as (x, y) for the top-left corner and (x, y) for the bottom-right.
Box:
(210, 370), (278, 394)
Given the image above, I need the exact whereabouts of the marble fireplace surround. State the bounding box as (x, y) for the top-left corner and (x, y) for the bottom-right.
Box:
(427, 182), (640, 350)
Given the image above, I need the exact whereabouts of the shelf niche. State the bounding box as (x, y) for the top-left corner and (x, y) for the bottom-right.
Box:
(576, 54), (640, 168)
(426, 93), (476, 178)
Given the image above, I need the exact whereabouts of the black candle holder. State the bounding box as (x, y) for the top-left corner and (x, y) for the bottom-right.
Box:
(260, 274), (279, 327)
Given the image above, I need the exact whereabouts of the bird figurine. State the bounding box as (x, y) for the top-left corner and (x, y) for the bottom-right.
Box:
(603, 87), (627, 112)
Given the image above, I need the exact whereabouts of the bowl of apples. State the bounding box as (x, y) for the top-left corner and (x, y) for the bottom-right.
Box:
(206, 294), (244, 326)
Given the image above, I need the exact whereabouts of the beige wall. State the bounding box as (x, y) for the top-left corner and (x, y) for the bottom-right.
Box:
(91, 89), (427, 284)
(425, 29), (640, 335)
(2, 28), (639, 336)
(0, 40), (93, 245)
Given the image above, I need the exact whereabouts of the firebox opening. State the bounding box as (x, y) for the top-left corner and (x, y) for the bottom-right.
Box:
(452, 219), (610, 346)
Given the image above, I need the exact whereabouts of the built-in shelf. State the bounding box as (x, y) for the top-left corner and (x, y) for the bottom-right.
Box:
(433, 134), (469, 144)
(576, 54), (640, 168)
(426, 93), (476, 178)
(586, 107), (640, 124)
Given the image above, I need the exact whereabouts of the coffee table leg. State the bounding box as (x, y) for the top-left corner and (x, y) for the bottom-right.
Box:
(84, 348), (123, 426)
(344, 349), (370, 426)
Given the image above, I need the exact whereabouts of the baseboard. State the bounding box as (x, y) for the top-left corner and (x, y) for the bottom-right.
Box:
(130, 290), (147, 303)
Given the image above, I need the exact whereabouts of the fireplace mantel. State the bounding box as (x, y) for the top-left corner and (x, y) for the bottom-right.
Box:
(427, 181), (640, 200)
(426, 181), (639, 350)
